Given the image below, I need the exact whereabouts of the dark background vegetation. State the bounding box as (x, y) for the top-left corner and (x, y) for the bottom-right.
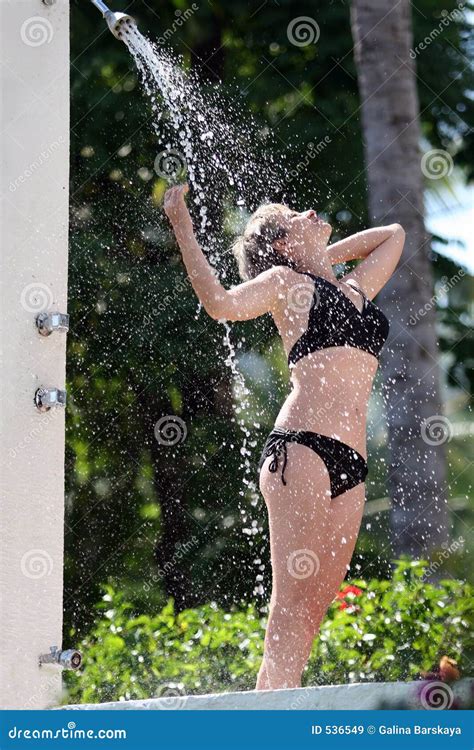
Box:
(66, 0), (473, 641)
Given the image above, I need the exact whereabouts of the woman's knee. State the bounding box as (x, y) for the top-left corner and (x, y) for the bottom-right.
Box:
(271, 580), (329, 623)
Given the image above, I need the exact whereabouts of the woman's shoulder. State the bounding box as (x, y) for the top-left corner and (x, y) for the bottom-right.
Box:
(262, 266), (315, 316)
(256, 265), (305, 285)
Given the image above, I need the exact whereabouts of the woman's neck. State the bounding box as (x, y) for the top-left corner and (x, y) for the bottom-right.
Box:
(295, 259), (337, 281)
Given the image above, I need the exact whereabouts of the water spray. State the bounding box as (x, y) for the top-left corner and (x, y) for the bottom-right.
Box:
(89, 0), (136, 40)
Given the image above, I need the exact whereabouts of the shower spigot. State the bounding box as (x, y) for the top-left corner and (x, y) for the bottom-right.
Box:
(90, 0), (136, 40)
(39, 646), (82, 671)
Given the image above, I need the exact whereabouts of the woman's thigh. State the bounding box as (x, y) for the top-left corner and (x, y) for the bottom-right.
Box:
(259, 442), (365, 606)
(324, 483), (366, 593)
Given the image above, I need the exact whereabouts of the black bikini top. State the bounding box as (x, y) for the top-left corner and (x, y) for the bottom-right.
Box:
(288, 272), (390, 367)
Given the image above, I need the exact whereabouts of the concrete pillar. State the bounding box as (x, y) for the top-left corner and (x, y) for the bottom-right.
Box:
(0, 0), (69, 709)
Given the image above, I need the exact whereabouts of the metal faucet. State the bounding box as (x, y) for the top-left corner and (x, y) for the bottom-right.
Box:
(39, 646), (82, 671)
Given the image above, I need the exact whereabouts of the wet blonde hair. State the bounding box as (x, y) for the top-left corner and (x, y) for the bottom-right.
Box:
(231, 203), (298, 281)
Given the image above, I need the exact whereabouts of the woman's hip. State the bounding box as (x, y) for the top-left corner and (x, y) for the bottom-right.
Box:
(258, 426), (368, 500)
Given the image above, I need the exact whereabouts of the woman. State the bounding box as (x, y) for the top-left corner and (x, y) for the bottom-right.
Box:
(164, 183), (405, 690)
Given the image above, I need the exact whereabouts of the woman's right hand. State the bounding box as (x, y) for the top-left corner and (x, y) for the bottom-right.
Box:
(163, 183), (189, 226)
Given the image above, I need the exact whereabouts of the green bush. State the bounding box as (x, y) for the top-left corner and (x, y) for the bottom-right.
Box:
(63, 560), (473, 705)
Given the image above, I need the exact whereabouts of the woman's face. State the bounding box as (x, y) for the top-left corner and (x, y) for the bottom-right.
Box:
(275, 208), (332, 260)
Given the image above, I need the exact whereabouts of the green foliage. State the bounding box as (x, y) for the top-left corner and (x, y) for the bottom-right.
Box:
(305, 559), (473, 686)
(63, 560), (473, 704)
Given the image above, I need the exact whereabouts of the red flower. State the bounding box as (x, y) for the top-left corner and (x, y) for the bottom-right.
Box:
(336, 585), (363, 611)
(337, 585), (363, 599)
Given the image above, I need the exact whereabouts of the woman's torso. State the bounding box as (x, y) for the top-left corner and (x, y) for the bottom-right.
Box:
(270, 269), (388, 458)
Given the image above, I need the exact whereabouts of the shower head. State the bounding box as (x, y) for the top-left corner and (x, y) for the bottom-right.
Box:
(90, 0), (136, 40)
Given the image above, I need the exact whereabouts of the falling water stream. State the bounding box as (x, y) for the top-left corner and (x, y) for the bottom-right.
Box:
(122, 25), (289, 602)
(124, 26), (286, 236)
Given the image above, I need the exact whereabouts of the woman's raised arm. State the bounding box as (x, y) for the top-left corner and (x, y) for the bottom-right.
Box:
(328, 224), (405, 299)
(327, 225), (400, 264)
(163, 184), (289, 321)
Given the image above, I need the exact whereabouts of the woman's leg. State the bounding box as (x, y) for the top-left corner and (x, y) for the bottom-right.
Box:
(319, 482), (366, 604)
(256, 443), (365, 690)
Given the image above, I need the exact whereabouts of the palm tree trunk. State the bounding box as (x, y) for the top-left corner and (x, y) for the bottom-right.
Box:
(350, 0), (450, 558)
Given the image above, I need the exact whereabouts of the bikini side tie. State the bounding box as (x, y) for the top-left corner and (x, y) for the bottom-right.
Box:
(267, 436), (289, 486)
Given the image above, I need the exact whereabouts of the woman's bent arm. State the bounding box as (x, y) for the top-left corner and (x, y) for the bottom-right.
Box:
(164, 184), (289, 321)
(327, 225), (401, 264)
(342, 224), (406, 299)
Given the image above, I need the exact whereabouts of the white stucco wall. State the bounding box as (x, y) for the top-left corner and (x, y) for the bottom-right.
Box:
(0, 0), (69, 710)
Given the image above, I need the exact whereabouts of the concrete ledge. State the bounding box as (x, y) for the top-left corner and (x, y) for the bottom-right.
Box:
(57, 679), (473, 711)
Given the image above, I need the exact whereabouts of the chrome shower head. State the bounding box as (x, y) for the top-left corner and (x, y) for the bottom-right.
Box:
(90, 0), (136, 41)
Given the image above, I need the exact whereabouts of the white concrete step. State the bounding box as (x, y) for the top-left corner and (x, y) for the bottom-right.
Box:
(58, 678), (473, 711)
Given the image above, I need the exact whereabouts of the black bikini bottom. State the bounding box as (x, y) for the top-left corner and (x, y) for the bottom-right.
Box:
(258, 427), (368, 499)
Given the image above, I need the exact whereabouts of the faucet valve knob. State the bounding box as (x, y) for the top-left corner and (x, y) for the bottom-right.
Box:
(36, 312), (69, 337)
(34, 387), (67, 412)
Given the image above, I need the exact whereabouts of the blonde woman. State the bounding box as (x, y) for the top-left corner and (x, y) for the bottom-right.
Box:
(164, 183), (405, 690)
